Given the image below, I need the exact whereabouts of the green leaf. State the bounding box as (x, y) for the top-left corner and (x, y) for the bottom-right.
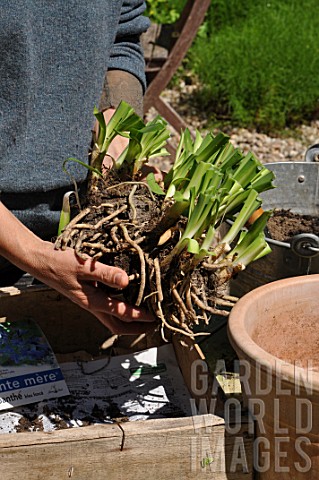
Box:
(93, 106), (106, 147)
(63, 157), (103, 178)
(187, 239), (200, 254)
(58, 191), (75, 236)
(146, 173), (165, 195)
(221, 189), (261, 245)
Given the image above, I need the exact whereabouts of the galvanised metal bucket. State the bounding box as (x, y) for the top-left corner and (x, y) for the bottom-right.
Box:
(230, 158), (319, 297)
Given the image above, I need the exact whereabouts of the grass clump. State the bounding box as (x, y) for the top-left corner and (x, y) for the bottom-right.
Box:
(189, 0), (319, 132)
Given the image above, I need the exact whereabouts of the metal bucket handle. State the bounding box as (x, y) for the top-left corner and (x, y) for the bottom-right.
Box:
(225, 219), (319, 258)
(305, 143), (319, 163)
(266, 233), (319, 258)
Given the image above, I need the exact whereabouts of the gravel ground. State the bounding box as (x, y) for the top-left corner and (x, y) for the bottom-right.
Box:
(147, 86), (319, 169)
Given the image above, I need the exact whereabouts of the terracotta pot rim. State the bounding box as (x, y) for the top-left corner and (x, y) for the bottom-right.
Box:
(228, 274), (319, 391)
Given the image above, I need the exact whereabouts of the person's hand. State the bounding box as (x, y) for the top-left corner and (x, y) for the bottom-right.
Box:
(33, 241), (156, 335)
(0, 202), (155, 335)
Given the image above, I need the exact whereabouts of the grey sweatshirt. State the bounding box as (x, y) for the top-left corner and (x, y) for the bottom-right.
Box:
(0, 0), (149, 238)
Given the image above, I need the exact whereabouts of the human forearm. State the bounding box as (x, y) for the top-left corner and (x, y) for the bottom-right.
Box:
(0, 201), (44, 272)
(99, 70), (144, 117)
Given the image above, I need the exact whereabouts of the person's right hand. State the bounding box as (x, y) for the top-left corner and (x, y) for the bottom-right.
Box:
(33, 241), (156, 335)
(0, 202), (156, 335)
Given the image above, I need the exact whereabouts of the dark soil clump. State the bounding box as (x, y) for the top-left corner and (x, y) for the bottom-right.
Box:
(267, 209), (319, 242)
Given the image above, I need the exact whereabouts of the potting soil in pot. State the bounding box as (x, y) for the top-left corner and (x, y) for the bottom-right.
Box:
(267, 209), (319, 242)
(252, 307), (319, 371)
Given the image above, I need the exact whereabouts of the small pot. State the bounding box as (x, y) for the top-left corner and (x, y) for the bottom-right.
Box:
(228, 275), (319, 479)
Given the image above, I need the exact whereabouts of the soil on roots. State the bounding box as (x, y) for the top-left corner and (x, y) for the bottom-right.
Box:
(55, 171), (233, 338)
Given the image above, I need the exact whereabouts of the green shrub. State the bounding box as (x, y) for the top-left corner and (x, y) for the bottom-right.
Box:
(145, 0), (185, 24)
(189, 0), (319, 131)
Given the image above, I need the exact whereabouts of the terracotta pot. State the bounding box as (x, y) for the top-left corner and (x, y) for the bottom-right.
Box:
(228, 275), (319, 479)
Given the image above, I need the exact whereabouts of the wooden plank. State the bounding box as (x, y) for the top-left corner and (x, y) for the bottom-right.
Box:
(142, 23), (168, 61)
(0, 415), (253, 480)
(0, 415), (222, 447)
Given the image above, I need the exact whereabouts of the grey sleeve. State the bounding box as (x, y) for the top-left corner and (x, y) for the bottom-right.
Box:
(107, 0), (150, 92)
